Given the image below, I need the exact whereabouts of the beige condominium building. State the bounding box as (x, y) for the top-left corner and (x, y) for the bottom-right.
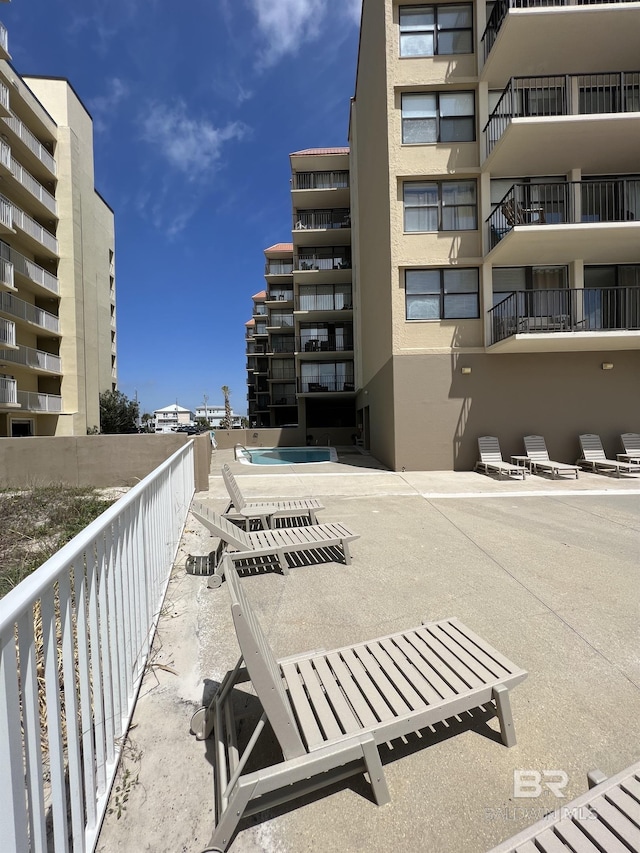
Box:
(350, 0), (640, 470)
(246, 148), (356, 438)
(0, 20), (116, 437)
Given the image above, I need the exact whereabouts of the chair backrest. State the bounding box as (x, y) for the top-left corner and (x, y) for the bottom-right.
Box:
(523, 435), (550, 462)
(478, 436), (504, 464)
(578, 434), (607, 461)
(621, 433), (640, 454)
(221, 464), (246, 510)
(190, 502), (253, 551)
(224, 557), (306, 760)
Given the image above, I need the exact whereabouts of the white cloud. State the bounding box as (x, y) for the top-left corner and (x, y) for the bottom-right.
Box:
(88, 78), (129, 134)
(139, 101), (248, 179)
(342, 0), (363, 26)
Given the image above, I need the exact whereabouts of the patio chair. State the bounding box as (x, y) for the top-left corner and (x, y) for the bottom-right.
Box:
(191, 502), (359, 588)
(620, 432), (640, 465)
(523, 435), (579, 479)
(577, 434), (640, 477)
(475, 437), (526, 480)
(487, 760), (640, 852)
(192, 558), (528, 853)
(221, 463), (324, 530)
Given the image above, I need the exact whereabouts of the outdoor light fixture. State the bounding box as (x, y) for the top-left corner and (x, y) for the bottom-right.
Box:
(461, 367), (472, 374)
(601, 362), (614, 370)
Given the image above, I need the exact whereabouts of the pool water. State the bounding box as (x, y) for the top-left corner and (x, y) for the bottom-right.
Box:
(241, 447), (337, 465)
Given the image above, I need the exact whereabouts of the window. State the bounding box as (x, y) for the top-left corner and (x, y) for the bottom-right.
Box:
(402, 92), (475, 143)
(406, 268), (479, 319)
(404, 180), (477, 231)
(399, 5), (473, 57)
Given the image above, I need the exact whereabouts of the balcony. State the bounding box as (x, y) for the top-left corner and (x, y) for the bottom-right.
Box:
(267, 337), (295, 355)
(0, 256), (14, 291)
(16, 390), (62, 412)
(291, 171), (350, 208)
(0, 344), (62, 374)
(266, 313), (294, 330)
(269, 367), (297, 381)
(298, 372), (355, 394)
(484, 72), (640, 175)
(488, 286), (640, 351)
(0, 21), (8, 62)
(293, 209), (351, 246)
(296, 249), (352, 272)
(8, 198), (58, 256)
(264, 261), (294, 277)
(486, 178), (640, 264)
(0, 376), (19, 408)
(0, 80), (9, 117)
(296, 288), (353, 316)
(2, 111), (57, 177)
(266, 288), (294, 303)
(297, 335), (354, 354)
(0, 291), (60, 334)
(0, 316), (15, 348)
(270, 395), (297, 407)
(481, 0), (640, 87)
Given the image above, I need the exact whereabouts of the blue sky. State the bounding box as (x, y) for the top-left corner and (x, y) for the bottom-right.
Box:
(5, 0), (362, 417)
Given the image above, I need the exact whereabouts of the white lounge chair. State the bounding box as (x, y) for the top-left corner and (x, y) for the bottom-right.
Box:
(475, 436), (526, 480)
(577, 434), (640, 477)
(523, 435), (579, 479)
(192, 558), (527, 852)
(620, 432), (640, 465)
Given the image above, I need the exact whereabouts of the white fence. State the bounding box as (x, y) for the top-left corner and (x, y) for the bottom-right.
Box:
(0, 442), (195, 853)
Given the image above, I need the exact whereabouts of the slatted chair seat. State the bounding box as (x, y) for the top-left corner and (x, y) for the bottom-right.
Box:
(523, 435), (579, 479)
(221, 463), (324, 530)
(620, 433), (640, 465)
(577, 434), (640, 478)
(475, 436), (526, 480)
(191, 559), (528, 852)
(191, 501), (359, 588)
(487, 761), (640, 853)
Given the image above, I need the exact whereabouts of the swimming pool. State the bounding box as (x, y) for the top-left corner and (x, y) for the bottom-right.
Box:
(237, 446), (338, 465)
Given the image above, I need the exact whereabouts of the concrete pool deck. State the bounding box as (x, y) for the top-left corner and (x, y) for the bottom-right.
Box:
(96, 448), (640, 853)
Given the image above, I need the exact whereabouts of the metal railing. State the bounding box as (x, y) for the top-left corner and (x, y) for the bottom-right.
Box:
(0, 316), (15, 347)
(0, 343), (61, 373)
(0, 291), (60, 333)
(10, 157), (57, 214)
(10, 201), (59, 254)
(267, 313), (294, 328)
(0, 255), (14, 289)
(268, 338), (296, 354)
(293, 170), (349, 191)
(270, 395), (297, 406)
(297, 336), (354, 353)
(267, 288), (293, 301)
(294, 208), (350, 230)
(485, 72), (640, 155)
(298, 374), (355, 393)
(264, 262), (293, 276)
(16, 390), (63, 412)
(489, 286), (640, 343)
(9, 247), (60, 294)
(296, 288), (352, 311)
(0, 192), (11, 229)
(0, 80), (7, 113)
(0, 375), (17, 404)
(3, 111), (57, 176)
(270, 368), (297, 380)
(487, 178), (640, 248)
(297, 251), (351, 271)
(0, 443), (195, 853)
(0, 137), (10, 170)
(0, 22), (7, 56)
(482, 0), (639, 61)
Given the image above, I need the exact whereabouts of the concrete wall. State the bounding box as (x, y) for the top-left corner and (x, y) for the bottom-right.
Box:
(0, 434), (210, 490)
(211, 427), (356, 450)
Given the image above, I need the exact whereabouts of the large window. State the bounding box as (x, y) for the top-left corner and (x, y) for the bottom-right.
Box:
(399, 5), (473, 57)
(404, 180), (477, 231)
(402, 92), (475, 143)
(406, 268), (479, 319)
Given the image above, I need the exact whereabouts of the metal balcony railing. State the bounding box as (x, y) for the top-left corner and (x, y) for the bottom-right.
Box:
(482, 0), (640, 61)
(16, 390), (63, 412)
(297, 250), (351, 271)
(265, 261), (294, 275)
(296, 290), (353, 311)
(485, 72), (640, 155)
(10, 156), (57, 214)
(267, 289), (293, 301)
(488, 178), (640, 248)
(0, 344), (61, 373)
(0, 316), (15, 347)
(10, 201), (58, 254)
(0, 255), (14, 289)
(270, 395), (297, 406)
(9, 247), (59, 293)
(292, 171), (349, 191)
(489, 286), (640, 343)
(0, 21), (7, 56)
(298, 374), (355, 393)
(270, 368), (297, 381)
(0, 375), (17, 404)
(297, 336), (354, 353)
(2, 111), (57, 175)
(294, 208), (350, 231)
(0, 291), (60, 333)
(267, 313), (294, 328)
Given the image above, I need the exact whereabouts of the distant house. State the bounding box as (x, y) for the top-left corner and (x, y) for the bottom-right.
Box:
(153, 404), (194, 433)
(195, 404), (242, 429)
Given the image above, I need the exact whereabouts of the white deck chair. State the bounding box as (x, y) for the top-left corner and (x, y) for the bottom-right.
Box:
(523, 435), (579, 479)
(475, 436), (526, 480)
(620, 433), (640, 465)
(577, 434), (640, 477)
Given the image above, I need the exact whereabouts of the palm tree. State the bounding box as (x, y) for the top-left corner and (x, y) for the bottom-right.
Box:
(220, 385), (232, 429)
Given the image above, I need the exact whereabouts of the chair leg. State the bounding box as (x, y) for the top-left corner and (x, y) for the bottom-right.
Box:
(360, 736), (390, 806)
(493, 684), (516, 747)
(277, 549), (290, 575)
(207, 778), (258, 853)
(342, 541), (352, 565)
(309, 510), (318, 524)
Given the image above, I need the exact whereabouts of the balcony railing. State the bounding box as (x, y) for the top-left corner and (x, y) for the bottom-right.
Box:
(297, 250), (352, 271)
(0, 316), (15, 347)
(488, 178), (640, 248)
(9, 200), (58, 254)
(298, 374), (355, 393)
(482, 0), (639, 62)
(0, 344), (61, 373)
(294, 209), (350, 231)
(297, 289), (353, 311)
(485, 72), (640, 155)
(268, 338), (296, 354)
(293, 171), (349, 191)
(0, 22), (7, 57)
(267, 289), (294, 301)
(0, 291), (60, 333)
(0, 256), (14, 289)
(265, 261), (293, 275)
(270, 367), (297, 381)
(0, 376), (17, 404)
(271, 395), (297, 406)
(268, 313), (294, 328)
(2, 111), (57, 175)
(17, 390), (63, 412)
(489, 286), (640, 343)
(297, 336), (354, 353)
(10, 156), (57, 214)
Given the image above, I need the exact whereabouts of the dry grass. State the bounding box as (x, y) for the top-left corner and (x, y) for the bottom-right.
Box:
(0, 484), (117, 598)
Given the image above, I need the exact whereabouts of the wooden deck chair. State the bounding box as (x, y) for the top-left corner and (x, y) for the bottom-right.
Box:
(487, 760), (640, 852)
(221, 463), (324, 530)
(191, 501), (359, 588)
(523, 435), (579, 479)
(191, 558), (528, 852)
(620, 433), (640, 465)
(475, 437), (526, 480)
(577, 434), (640, 478)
